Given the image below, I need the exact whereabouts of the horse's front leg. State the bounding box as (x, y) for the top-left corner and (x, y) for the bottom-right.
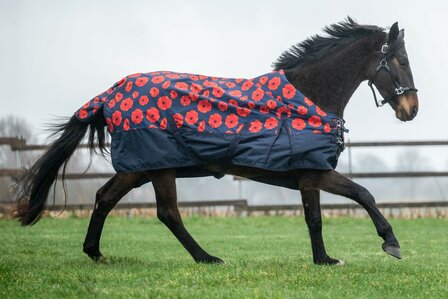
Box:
(299, 170), (401, 259)
(300, 190), (343, 265)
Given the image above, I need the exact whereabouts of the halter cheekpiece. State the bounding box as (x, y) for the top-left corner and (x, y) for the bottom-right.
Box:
(368, 36), (418, 107)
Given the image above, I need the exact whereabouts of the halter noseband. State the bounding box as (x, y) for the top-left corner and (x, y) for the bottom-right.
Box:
(367, 38), (418, 107)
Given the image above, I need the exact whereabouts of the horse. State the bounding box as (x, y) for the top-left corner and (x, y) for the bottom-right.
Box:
(15, 18), (418, 265)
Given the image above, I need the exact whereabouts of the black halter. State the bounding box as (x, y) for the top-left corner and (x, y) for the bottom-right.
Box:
(368, 38), (418, 107)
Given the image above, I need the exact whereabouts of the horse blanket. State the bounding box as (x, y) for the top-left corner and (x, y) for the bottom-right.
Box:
(75, 70), (346, 178)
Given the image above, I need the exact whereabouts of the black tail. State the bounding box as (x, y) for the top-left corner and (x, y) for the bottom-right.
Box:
(15, 108), (107, 225)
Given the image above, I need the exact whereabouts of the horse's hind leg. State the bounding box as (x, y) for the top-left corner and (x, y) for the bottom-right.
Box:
(300, 190), (343, 265)
(148, 169), (223, 264)
(301, 170), (401, 259)
(83, 172), (143, 260)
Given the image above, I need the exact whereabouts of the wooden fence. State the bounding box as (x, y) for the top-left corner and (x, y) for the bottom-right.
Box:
(1, 137), (448, 217)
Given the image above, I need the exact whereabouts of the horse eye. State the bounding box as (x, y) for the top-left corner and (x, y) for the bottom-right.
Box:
(399, 60), (409, 68)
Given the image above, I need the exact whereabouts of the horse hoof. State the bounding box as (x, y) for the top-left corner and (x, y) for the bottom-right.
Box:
(196, 255), (224, 264)
(315, 256), (343, 266)
(382, 243), (402, 259)
(335, 259), (345, 266)
(83, 247), (103, 261)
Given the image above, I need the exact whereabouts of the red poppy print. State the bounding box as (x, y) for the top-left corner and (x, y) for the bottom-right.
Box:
(259, 106), (269, 114)
(236, 107), (251, 117)
(212, 87), (225, 98)
(259, 76), (268, 85)
(198, 120), (206, 132)
(132, 91), (139, 99)
(308, 115), (322, 127)
(247, 102), (255, 109)
(304, 97), (314, 106)
(229, 90), (242, 97)
(151, 76), (165, 84)
(202, 89), (210, 97)
(131, 109), (143, 124)
(146, 107), (160, 122)
(297, 106), (308, 115)
(157, 96), (172, 110)
(170, 90), (178, 99)
(123, 119), (130, 131)
(93, 97), (99, 104)
(120, 98), (133, 112)
(189, 75), (199, 81)
(162, 81), (171, 89)
(266, 100), (277, 110)
(264, 117), (278, 130)
(166, 74), (180, 79)
(316, 106), (327, 117)
(125, 81), (133, 92)
(198, 100), (212, 113)
(189, 92), (199, 101)
(190, 83), (202, 93)
(117, 78), (126, 87)
(160, 118), (167, 130)
(115, 92), (123, 102)
(225, 114), (239, 128)
(229, 99), (238, 107)
(249, 120), (263, 133)
(240, 96), (248, 101)
(292, 118), (306, 131)
(313, 130), (322, 134)
(218, 102), (228, 111)
(277, 106), (291, 118)
(203, 80), (217, 87)
(226, 82), (236, 88)
(173, 113), (183, 128)
(78, 109), (88, 119)
(139, 95), (149, 106)
(242, 80), (254, 91)
(268, 77), (281, 90)
(108, 99), (116, 109)
(251, 88), (264, 101)
(208, 113), (222, 128)
(112, 111), (122, 127)
(133, 77), (147, 88)
(324, 123), (331, 133)
(180, 96), (191, 106)
(175, 82), (188, 90)
(150, 87), (159, 98)
(185, 110), (198, 125)
(282, 84), (296, 99)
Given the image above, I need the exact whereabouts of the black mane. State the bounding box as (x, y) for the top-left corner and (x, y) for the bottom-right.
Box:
(273, 17), (384, 70)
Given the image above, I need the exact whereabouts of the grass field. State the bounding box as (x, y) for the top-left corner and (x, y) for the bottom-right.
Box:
(0, 216), (447, 298)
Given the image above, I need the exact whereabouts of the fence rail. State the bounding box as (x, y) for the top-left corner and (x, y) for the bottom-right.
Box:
(1, 199), (447, 214)
(1, 137), (447, 215)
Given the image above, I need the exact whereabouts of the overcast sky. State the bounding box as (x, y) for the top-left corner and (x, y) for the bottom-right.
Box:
(1, 0), (447, 143)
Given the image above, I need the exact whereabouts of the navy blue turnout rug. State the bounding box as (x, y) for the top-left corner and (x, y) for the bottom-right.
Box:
(76, 70), (346, 176)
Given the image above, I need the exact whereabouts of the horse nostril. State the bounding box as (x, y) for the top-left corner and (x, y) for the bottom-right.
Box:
(411, 107), (418, 117)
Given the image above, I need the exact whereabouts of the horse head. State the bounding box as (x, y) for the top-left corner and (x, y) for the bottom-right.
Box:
(367, 22), (419, 121)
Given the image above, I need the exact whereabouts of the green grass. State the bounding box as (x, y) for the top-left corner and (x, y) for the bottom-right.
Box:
(0, 216), (447, 298)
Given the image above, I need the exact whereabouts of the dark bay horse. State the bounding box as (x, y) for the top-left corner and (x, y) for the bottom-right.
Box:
(16, 18), (418, 265)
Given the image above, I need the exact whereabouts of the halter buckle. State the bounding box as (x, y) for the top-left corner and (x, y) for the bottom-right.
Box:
(395, 86), (405, 95)
(381, 44), (389, 54)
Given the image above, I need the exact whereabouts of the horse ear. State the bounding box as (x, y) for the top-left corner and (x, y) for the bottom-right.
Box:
(389, 22), (399, 42)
